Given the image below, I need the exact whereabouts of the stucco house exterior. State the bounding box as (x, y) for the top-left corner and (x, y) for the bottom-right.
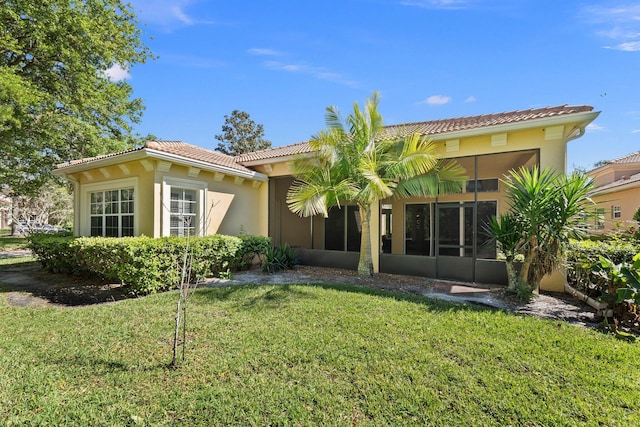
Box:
(587, 151), (640, 232)
(54, 104), (599, 291)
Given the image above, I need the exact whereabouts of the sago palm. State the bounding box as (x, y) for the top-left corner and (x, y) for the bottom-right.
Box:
(287, 92), (466, 276)
(495, 166), (594, 292)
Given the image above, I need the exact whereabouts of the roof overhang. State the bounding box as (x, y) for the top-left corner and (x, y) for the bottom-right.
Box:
(427, 111), (600, 142)
(54, 148), (268, 182)
(239, 110), (601, 167)
(590, 176), (640, 197)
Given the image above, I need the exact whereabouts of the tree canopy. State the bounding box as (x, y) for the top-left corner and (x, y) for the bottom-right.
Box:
(287, 92), (466, 276)
(1, 0), (152, 195)
(215, 110), (272, 156)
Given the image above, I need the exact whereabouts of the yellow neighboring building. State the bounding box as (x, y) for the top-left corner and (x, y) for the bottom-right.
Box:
(54, 104), (599, 291)
(588, 151), (640, 232)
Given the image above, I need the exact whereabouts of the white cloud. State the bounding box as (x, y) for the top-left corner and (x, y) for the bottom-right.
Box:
(420, 95), (452, 105)
(464, 96), (476, 103)
(604, 41), (640, 51)
(170, 5), (193, 25)
(262, 61), (357, 87)
(104, 64), (130, 81)
(247, 48), (282, 56)
(631, 129), (640, 134)
(583, 4), (640, 52)
(130, 0), (215, 29)
(586, 123), (605, 132)
(400, 0), (471, 10)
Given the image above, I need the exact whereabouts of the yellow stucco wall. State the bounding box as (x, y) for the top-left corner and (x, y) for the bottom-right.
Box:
(67, 159), (265, 238)
(591, 186), (640, 232)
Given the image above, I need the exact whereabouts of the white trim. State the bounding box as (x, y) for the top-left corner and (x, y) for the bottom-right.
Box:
(81, 177), (139, 237)
(54, 148), (268, 182)
(161, 176), (208, 237)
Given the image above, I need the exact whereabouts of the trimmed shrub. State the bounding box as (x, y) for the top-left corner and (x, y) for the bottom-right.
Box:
(28, 234), (269, 295)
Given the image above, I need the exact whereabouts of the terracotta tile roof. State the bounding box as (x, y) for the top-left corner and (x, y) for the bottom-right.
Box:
(144, 141), (252, 173)
(237, 104), (594, 163)
(56, 147), (141, 167)
(57, 105), (595, 171)
(235, 141), (312, 162)
(607, 151), (640, 165)
(56, 140), (256, 174)
(380, 104), (594, 138)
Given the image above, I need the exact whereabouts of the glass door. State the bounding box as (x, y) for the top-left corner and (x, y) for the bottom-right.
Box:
(436, 202), (475, 281)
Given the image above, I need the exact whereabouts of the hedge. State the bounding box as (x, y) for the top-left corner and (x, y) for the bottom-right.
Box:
(28, 234), (271, 295)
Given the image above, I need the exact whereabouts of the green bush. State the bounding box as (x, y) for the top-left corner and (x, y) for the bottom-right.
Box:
(263, 243), (298, 273)
(566, 239), (640, 297)
(237, 234), (272, 269)
(28, 234), (270, 295)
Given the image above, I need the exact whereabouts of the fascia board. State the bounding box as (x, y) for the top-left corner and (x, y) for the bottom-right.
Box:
(591, 179), (640, 196)
(145, 149), (268, 181)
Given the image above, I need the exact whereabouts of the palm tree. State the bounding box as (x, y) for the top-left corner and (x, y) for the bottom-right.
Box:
(490, 166), (594, 292)
(287, 92), (466, 276)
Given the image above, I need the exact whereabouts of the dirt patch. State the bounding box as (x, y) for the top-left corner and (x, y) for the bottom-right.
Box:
(0, 261), (131, 306)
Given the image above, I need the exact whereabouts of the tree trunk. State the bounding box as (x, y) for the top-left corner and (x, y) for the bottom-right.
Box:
(505, 260), (519, 291)
(357, 204), (374, 276)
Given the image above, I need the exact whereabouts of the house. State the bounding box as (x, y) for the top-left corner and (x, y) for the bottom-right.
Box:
(0, 191), (10, 230)
(587, 151), (640, 232)
(54, 104), (599, 291)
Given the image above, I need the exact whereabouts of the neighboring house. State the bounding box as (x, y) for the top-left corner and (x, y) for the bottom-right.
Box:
(587, 151), (640, 232)
(0, 192), (10, 230)
(54, 104), (599, 291)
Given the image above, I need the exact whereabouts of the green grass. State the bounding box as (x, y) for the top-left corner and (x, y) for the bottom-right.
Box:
(1, 284), (638, 426)
(0, 236), (29, 251)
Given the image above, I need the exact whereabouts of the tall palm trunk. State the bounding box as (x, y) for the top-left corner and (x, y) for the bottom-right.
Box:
(357, 204), (374, 276)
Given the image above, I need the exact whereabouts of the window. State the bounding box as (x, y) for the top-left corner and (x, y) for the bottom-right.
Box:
(170, 188), (197, 236)
(89, 188), (134, 237)
(595, 208), (606, 230)
(466, 178), (499, 193)
(324, 206), (361, 251)
(162, 178), (207, 237)
(381, 204), (393, 254)
(405, 204), (433, 256)
(612, 205), (621, 219)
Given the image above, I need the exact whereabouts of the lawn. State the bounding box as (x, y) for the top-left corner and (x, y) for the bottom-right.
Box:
(0, 237), (29, 251)
(1, 282), (639, 425)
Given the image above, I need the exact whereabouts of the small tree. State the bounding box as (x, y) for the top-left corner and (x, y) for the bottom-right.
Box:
(488, 167), (594, 293)
(214, 110), (272, 156)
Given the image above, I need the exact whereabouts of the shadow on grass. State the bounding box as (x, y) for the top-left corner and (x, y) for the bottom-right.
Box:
(197, 282), (491, 316)
(51, 354), (167, 373)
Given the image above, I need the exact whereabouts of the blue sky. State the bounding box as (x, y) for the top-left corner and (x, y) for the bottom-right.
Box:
(122, 0), (640, 171)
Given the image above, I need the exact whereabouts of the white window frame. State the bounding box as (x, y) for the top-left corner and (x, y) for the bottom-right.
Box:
(162, 177), (208, 237)
(81, 177), (139, 237)
(612, 205), (621, 219)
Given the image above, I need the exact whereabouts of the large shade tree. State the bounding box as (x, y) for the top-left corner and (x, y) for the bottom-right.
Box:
(1, 0), (152, 197)
(287, 92), (466, 276)
(487, 167), (594, 293)
(215, 110), (271, 156)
